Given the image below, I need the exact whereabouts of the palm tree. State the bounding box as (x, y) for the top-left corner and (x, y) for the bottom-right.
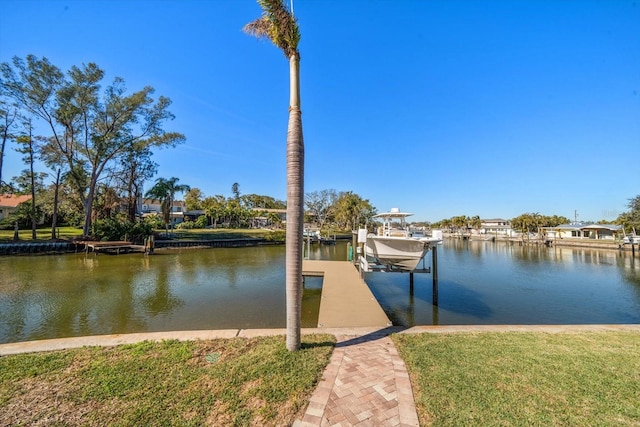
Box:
(470, 215), (482, 234)
(244, 0), (304, 351)
(145, 177), (190, 236)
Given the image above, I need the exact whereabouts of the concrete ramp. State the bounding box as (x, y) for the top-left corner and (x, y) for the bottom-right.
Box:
(303, 260), (391, 328)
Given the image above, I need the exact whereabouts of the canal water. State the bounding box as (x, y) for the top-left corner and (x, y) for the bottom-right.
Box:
(0, 244), (346, 344)
(1, 240), (638, 344)
(366, 239), (640, 327)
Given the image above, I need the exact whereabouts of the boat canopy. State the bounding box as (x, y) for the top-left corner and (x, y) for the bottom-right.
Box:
(373, 208), (413, 219)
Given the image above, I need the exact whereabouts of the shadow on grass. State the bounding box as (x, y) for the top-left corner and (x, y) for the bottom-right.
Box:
(300, 340), (336, 350)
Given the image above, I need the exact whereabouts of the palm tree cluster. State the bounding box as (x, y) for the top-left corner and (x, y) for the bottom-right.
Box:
(145, 177), (190, 236)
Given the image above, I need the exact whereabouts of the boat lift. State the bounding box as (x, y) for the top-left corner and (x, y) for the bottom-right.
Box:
(353, 229), (441, 306)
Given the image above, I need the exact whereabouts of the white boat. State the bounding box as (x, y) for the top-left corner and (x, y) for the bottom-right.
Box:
(363, 208), (442, 271)
(622, 228), (640, 244)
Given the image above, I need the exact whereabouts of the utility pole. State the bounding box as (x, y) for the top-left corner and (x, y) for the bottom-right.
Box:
(574, 210), (578, 224)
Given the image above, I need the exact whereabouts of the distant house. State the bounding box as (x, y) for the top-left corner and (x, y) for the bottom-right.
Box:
(480, 218), (514, 236)
(183, 210), (206, 222)
(141, 198), (186, 226)
(141, 198), (162, 215)
(250, 208), (286, 228)
(542, 223), (622, 240)
(0, 194), (32, 221)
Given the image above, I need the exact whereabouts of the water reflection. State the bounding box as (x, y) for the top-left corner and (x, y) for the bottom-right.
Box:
(0, 244), (346, 344)
(2, 241), (638, 343)
(366, 240), (640, 326)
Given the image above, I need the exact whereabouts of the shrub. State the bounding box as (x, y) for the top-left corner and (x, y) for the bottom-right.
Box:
(264, 230), (285, 242)
(176, 220), (196, 229)
(92, 218), (154, 243)
(195, 215), (208, 228)
(176, 215), (208, 230)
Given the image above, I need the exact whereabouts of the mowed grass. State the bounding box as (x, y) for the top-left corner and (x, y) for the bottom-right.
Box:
(0, 226), (83, 241)
(0, 335), (335, 426)
(0, 227), (282, 242)
(171, 228), (283, 240)
(392, 331), (640, 426)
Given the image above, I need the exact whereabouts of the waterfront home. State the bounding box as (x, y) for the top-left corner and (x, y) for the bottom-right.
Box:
(0, 194), (32, 221)
(479, 218), (515, 237)
(542, 223), (622, 240)
(141, 198), (186, 226)
(250, 208), (286, 228)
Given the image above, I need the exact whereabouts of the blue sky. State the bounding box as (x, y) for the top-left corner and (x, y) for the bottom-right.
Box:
(1, 0), (638, 223)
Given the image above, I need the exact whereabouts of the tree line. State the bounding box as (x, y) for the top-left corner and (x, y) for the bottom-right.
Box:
(0, 55), (380, 242)
(429, 200), (640, 235)
(0, 55), (184, 238)
(174, 185), (377, 233)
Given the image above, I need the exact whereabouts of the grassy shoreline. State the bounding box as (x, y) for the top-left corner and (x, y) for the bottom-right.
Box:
(2, 330), (639, 425)
(0, 227), (279, 242)
(0, 335), (335, 426)
(393, 331), (640, 426)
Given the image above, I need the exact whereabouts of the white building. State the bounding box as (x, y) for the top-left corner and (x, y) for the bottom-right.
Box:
(542, 223), (622, 240)
(480, 218), (514, 236)
(141, 198), (186, 225)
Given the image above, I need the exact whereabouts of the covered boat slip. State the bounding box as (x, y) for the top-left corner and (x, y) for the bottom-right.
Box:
(302, 260), (391, 328)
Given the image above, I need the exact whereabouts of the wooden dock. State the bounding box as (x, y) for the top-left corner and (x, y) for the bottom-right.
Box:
(84, 241), (146, 255)
(302, 260), (391, 328)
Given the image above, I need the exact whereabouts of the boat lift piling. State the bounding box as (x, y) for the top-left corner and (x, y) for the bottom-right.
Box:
(431, 244), (438, 306)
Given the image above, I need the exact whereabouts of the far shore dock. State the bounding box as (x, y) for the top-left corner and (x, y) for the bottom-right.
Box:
(84, 241), (146, 255)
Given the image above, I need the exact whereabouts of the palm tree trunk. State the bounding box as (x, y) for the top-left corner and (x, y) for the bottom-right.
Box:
(285, 53), (304, 351)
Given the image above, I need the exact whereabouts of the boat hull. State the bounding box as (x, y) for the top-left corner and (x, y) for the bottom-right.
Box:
(364, 236), (432, 271)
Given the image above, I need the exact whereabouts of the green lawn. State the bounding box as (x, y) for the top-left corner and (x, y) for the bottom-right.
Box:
(2, 331), (639, 425)
(392, 331), (640, 426)
(0, 335), (335, 426)
(0, 227), (282, 242)
(169, 228), (284, 241)
(0, 226), (83, 241)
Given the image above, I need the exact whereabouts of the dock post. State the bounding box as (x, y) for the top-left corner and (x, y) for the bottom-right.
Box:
(351, 231), (357, 266)
(432, 245), (438, 306)
(409, 272), (414, 296)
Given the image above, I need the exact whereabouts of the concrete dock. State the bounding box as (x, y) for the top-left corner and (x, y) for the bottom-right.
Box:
(302, 260), (391, 328)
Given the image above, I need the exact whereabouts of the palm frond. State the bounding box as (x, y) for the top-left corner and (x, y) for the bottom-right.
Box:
(244, 0), (300, 58)
(243, 16), (271, 39)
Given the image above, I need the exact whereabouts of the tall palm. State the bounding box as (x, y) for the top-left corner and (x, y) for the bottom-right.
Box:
(145, 177), (190, 236)
(244, 0), (304, 351)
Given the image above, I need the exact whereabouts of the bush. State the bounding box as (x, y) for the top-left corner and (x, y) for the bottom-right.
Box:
(92, 218), (154, 243)
(195, 215), (208, 228)
(0, 218), (15, 230)
(176, 215), (208, 230)
(264, 230), (285, 242)
(176, 220), (196, 230)
(145, 214), (163, 229)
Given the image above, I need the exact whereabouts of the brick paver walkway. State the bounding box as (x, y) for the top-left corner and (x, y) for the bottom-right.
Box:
(297, 330), (419, 426)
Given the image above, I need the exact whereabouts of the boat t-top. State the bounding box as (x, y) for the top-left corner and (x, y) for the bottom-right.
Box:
(362, 208), (442, 272)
